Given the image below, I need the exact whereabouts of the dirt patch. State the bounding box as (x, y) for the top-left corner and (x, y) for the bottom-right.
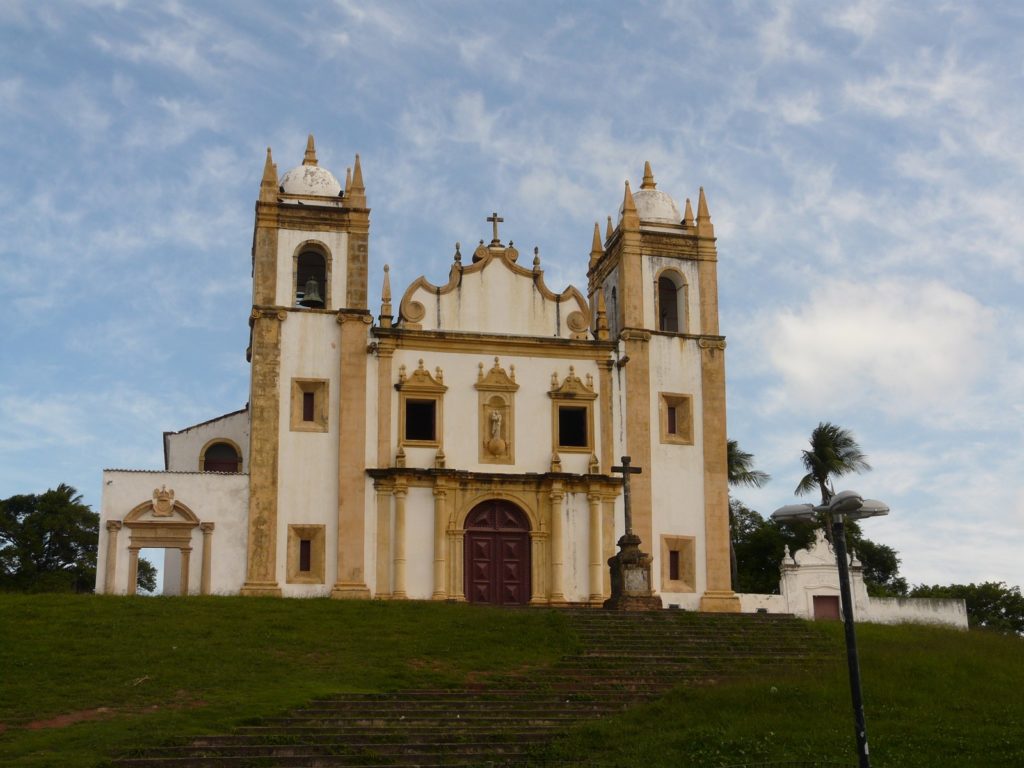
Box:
(26, 707), (113, 730)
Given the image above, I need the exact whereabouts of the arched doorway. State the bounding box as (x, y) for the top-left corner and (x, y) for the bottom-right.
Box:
(464, 500), (531, 605)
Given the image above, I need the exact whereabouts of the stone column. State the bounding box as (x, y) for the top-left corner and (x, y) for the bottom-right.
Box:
(602, 497), (615, 596)
(179, 547), (192, 596)
(432, 486), (448, 600)
(529, 532), (546, 604)
(587, 492), (603, 604)
(392, 484), (408, 599)
(374, 484), (392, 598)
(104, 521), (122, 594)
(452, 528), (466, 601)
(127, 547), (140, 596)
(200, 523), (215, 595)
(549, 487), (566, 605)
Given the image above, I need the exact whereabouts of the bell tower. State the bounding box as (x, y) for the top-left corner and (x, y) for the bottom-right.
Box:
(588, 162), (738, 613)
(241, 135), (372, 598)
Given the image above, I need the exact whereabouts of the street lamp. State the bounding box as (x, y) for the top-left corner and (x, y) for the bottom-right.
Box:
(772, 490), (889, 768)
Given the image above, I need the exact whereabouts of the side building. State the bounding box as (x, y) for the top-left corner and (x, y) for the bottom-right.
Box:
(96, 137), (739, 613)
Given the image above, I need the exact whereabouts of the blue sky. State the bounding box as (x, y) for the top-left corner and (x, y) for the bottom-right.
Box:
(1, 1), (1021, 589)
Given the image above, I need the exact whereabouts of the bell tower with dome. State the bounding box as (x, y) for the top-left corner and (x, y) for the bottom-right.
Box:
(241, 134), (373, 598)
(588, 162), (738, 613)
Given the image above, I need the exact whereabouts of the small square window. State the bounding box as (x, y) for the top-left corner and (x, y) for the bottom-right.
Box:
(287, 525), (325, 584)
(291, 379), (329, 433)
(659, 393), (693, 445)
(405, 399), (436, 442)
(661, 535), (696, 592)
(299, 539), (312, 572)
(558, 406), (588, 448)
(669, 549), (680, 581)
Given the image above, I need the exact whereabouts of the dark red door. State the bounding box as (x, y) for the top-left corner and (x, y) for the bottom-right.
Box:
(465, 501), (531, 605)
(813, 595), (841, 620)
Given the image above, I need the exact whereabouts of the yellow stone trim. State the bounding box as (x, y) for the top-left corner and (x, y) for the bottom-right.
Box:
(289, 377), (329, 432)
(332, 311), (372, 599)
(476, 358), (518, 465)
(197, 437), (243, 472)
(658, 392), (694, 445)
(660, 534), (697, 593)
(374, 327), (614, 360)
(396, 359), (447, 449)
(291, 239), (333, 310)
(622, 335), (654, 549)
(375, 339), (395, 467)
(549, 367), (598, 455)
(597, 360), (614, 472)
(104, 520), (121, 594)
(286, 524), (326, 584)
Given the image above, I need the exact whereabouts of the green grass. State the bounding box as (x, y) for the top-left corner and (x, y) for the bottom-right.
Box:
(1, 596), (1021, 768)
(534, 621), (1024, 767)
(0, 594), (576, 767)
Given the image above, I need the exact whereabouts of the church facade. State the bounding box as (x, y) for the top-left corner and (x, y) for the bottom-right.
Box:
(95, 137), (739, 613)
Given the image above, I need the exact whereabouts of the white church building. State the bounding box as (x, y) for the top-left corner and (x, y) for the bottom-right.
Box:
(95, 136), (739, 613)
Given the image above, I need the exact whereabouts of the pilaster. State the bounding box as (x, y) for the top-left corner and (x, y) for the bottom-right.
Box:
(374, 483), (392, 598)
(104, 520), (121, 594)
(392, 483), (408, 599)
(200, 522), (214, 595)
(548, 485), (567, 605)
(431, 484), (449, 600)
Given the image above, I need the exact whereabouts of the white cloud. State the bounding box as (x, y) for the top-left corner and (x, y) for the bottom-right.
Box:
(759, 278), (995, 420)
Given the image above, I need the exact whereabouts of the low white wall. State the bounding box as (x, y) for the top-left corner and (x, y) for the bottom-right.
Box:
(866, 597), (968, 629)
(739, 593), (787, 613)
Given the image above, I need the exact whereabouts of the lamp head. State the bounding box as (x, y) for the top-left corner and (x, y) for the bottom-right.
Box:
(771, 503), (816, 522)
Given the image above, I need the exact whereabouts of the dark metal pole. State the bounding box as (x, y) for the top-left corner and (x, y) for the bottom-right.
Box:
(832, 515), (871, 768)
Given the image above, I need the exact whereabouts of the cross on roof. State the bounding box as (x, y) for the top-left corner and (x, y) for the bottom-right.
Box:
(611, 455), (643, 537)
(487, 212), (504, 245)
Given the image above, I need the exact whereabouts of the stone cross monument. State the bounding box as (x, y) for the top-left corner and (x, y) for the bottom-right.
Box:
(604, 456), (663, 610)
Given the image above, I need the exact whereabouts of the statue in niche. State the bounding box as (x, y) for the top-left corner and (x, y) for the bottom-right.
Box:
(485, 403), (507, 457)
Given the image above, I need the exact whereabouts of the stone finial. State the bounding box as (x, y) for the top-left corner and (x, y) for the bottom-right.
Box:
(641, 160), (657, 190)
(595, 290), (609, 341)
(395, 446), (406, 468)
(606, 215), (614, 241)
(454, 242), (462, 264)
(533, 247), (541, 270)
(682, 197), (694, 228)
(378, 265), (393, 328)
(303, 134), (318, 166)
(589, 222), (603, 269)
(550, 452), (562, 472)
(695, 186), (714, 237)
(260, 147), (278, 202)
(621, 180), (639, 230)
(434, 449), (446, 469)
(589, 454), (600, 474)
(348, 154), (367, 208)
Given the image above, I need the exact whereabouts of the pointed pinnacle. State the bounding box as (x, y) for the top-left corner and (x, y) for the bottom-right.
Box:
(606, 215), (614, 240)
(596, 290), (609, 340)
(683, 197), (694, 227)
(590, 222), (603, 257)
(622, 180), (637, 214)
(641, 160), (656, 190)
(303, 134), (318, 166)
(381, 264), (392, 302)
(262, 147), (277, 183)
(344, 167), (352, 195)
(351, 153), (365, 192)
(697, 186), (710, 221)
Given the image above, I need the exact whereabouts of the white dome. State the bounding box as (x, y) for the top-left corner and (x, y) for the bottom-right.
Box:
(280, 164), (342, 197)
(632, 188), (681, 224)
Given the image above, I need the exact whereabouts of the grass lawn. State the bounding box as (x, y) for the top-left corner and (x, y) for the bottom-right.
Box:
(535, 621), (1024, 767)
(0, 594), (577, 768)
(1, 595), (1021, 767)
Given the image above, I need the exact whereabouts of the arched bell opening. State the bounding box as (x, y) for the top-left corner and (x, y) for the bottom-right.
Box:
(296, 250), (327, 308)
(200, 439), (242, 472)
(463, 500), (531, 605)
(656, 270), (687, 333)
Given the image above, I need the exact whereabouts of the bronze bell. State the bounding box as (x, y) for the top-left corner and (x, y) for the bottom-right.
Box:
(300, 276), (324, 308)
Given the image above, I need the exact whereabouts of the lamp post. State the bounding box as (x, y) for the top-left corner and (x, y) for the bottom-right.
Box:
(772, 490), (889, 768)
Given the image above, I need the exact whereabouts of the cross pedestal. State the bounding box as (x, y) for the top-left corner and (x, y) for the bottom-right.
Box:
(604, 456), (663, 611)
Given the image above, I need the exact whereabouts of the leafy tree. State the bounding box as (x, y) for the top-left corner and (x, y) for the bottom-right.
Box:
(0, 484), (154, 593)
(0, 484), (99, 592)
(136, 557), (158, 593)
(795, 421), (871, 506)
(731, 500), (816, 594)
(911, 582), (1024, 634)
(726, 439), (770, 590)
(851, 537), (907, 597)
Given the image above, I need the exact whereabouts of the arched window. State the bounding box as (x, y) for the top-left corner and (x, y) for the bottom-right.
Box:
(657, 272), (686, 333)
(296, 250), (327, 308)
(202, 441), (242, 472)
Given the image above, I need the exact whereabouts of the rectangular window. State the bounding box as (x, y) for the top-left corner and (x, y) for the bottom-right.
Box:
(659, 393), (693, 445)
(661, 535), (696, 592)
(287, 525), (325, 584)
(669, 549), (680, 581)
(299, 539), (312, 572)
(405, 399), (436, 442)
(290, 379), (329, 433)
(558, 406), (588, 448)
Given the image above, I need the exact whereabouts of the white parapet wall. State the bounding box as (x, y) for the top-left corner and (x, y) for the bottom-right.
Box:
(866, 596), (968, 629)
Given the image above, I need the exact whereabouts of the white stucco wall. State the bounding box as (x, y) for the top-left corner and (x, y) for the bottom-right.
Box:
(866, 597), (968, 629)
(97, 470), (249, 595)
(165, 408), (249, 472)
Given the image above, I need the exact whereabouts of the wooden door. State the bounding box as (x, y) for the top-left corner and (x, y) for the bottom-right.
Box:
(464, 501), (530, 605)
(813, 595), (841, 620)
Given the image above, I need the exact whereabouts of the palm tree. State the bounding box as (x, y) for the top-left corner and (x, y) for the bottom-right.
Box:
(727, 439), (770, 590)
(795, 421), (871, 506)
(728, 439), (771, 489)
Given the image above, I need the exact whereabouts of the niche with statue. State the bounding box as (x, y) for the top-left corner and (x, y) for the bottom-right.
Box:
(475, 358), (518, 464)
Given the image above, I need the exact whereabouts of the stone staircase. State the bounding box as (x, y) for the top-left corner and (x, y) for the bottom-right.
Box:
(112, 610), (831, 768)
